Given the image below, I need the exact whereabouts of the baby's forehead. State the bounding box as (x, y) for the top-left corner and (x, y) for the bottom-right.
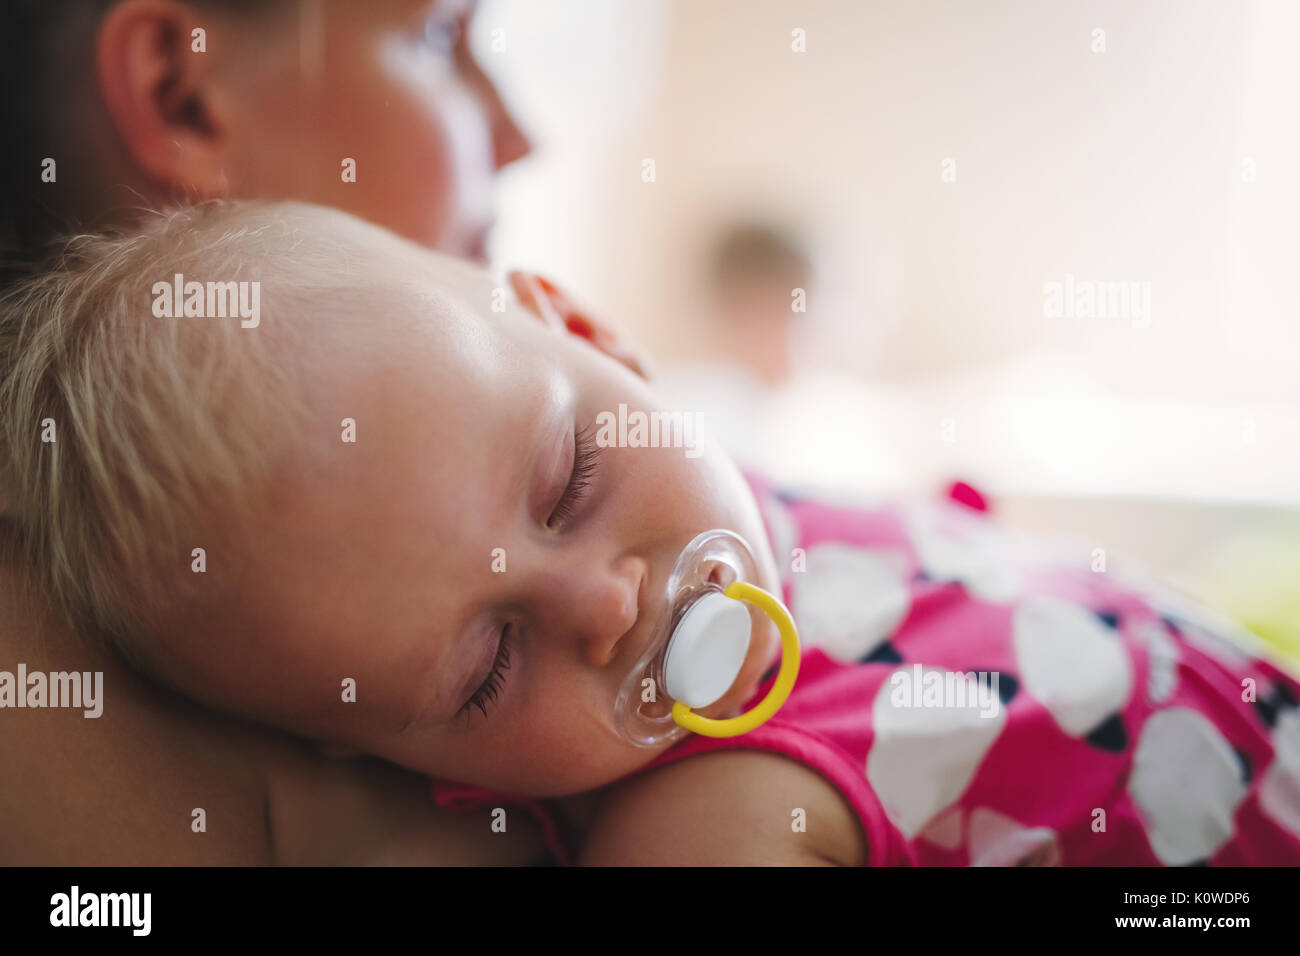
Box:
(238, 204), (543, 399)
(294, 268), (532, 407)
(342, 228), (509, 329)
(276, 219), (496, 336)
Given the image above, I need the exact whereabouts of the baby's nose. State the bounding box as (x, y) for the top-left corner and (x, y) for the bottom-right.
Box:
(562, 554), (647, 668)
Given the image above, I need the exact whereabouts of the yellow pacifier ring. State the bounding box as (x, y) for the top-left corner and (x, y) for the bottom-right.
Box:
(670, 580), (800, 737)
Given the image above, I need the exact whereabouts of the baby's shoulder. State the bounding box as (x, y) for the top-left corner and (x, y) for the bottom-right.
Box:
(577, 748), (867, 866)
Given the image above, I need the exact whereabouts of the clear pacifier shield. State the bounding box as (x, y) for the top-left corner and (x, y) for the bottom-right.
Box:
(613, 529), (761, 748)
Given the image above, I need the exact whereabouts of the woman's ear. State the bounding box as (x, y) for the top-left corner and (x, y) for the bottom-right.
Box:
(508, 271), (654, 379)
(95, 0), (232, 198)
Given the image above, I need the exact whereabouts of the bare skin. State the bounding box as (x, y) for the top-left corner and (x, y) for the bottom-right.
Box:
(52, 0), (529, 257)
(0, 561), (547, 865)
(6, 0), (867, 863)
(577, 750), (868, 866)
(2, 0), (538, 865)
(47, 205), (867, 865)
(1, 203), (869, 865)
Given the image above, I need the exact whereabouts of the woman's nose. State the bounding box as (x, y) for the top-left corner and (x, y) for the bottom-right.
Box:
(489, 92), (532, 170)
(466, 50), (533, 169)
(553, 553), (647, 668)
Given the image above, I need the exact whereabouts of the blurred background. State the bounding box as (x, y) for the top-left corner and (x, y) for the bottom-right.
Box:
(472, 0), (1300, 663)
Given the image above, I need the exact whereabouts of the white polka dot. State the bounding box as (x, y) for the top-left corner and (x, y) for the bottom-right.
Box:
(904, 502), (1022, 603)
(1129, 708), (1246, 865)
(919, 806), (965, 850)
(867, 667), (1006, 838)
(968, 806), (1061, 866)
(792, 542), (911, 663)
(1137, 619), (1180, 704)
(1013, 595), (1133, 737)
(1259, 708), (1300, 842)
(759, 494), (799, 581)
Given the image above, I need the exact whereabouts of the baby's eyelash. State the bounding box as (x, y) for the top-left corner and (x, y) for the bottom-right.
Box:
(547, 424), (601, 529)
(458, 427), (599, 724)
(458, 626), (512, 723)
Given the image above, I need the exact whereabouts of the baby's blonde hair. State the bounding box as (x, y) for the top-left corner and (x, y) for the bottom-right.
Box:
(0, 200), (348, 652)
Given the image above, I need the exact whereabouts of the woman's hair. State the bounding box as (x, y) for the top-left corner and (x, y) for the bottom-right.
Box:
(0, 199), (322, 653)
(708, 221), (811, 294)
(1, 0), (285, 281)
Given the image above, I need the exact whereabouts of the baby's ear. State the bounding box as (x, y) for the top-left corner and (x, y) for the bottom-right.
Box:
(508, 271), (654, 380)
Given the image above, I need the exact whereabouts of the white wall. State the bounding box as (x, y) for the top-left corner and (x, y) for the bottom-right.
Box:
(481, 0), (1300, 504)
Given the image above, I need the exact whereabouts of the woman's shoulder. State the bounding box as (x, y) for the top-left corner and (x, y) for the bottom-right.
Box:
(0, 563), (280, 864)
(0, 564), (550, 865)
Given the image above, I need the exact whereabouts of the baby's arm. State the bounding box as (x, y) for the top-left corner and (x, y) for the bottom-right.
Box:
(578, 749), (867, 866)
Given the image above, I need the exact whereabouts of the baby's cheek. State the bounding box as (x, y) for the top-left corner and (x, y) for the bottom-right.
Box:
(512, 698), (637, 793)
(399, 699), (617, 795)
(683, 438), (778, 587)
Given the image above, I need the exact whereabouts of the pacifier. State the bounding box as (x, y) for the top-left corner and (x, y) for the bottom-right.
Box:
(613, 530), (801, 748)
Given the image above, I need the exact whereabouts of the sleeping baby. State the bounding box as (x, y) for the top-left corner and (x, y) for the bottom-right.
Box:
(2, 200), (1297, 865)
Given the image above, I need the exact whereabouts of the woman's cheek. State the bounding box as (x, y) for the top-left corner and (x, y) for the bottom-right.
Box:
(362, 52), (467, 240)
(433, 85), (496, 231)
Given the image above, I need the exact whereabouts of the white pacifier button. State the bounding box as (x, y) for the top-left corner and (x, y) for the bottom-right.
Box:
(662, 591), (752, 709)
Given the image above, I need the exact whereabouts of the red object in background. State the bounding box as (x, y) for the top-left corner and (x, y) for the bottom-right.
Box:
(947, 480), (990, 513)
(507, 270), (654, 378)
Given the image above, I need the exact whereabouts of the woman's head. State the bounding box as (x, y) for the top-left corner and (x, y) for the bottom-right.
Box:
(2, 0), (530, 262)
(0, 201), (781, 796)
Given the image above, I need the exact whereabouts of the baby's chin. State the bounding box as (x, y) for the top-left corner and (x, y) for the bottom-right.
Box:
(520, 623), (780, 799)
(411, 624), (781, 800)
(514, 662), (780, 798)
